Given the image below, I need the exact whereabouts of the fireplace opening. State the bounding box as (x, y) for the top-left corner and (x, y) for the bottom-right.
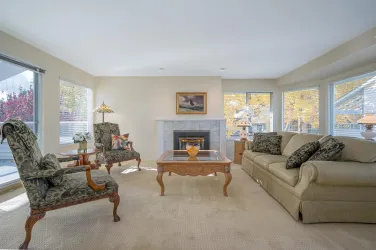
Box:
(173, 130), (210, 150)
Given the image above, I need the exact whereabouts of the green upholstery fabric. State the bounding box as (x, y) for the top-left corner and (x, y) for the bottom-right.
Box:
(1, 119), (119, 210)
(94, 122), (140, 165)
(39, 171), (118, 209)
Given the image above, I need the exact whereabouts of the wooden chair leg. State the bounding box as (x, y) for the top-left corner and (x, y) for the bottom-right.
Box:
(105, 163), (113, 174)
(137, 158), (141, 171)
(19, 210), (46, 249)
(109, 192), (120, 222)
(118, 162), (121, 166)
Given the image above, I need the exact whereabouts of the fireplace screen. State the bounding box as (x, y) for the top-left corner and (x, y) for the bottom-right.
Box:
(173, 130), (210, 150)
(178, 137), (205, 150)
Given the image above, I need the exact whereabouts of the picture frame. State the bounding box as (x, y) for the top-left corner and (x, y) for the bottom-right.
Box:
(176, 92), (207, 114)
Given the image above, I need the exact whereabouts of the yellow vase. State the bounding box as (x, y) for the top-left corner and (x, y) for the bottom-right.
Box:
(186, 143), (200, 156)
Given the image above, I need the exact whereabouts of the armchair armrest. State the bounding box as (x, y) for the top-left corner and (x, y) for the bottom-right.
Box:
(129, 141), (135, 151)
(299, 161), (376, 187)
(22, 166), (87, 180)
(23, 166), (105, 191)
(95, 142), (104, 151)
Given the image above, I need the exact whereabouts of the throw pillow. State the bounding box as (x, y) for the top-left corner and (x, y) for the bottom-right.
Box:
(112, 134), (130, 150)
(41, 153), (65, 186)
(251, 132), (278, 151)
(252, 134), (282, 155)
(308, 137), (345, 161)
(286, 141), (320, 169)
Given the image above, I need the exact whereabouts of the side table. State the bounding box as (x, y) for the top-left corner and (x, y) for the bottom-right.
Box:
(59, 149), (100, 169)
(234, 140), (246, 164)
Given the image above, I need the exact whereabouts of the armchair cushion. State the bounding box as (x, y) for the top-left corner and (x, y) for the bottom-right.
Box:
(41, 154), (65, 186)
(37, 170), (118, 209)
(97, 149), (140, 164)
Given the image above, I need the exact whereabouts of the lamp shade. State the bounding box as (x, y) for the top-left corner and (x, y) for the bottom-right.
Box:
(357, 114), (376, 124)
(93, 102), (114, 113)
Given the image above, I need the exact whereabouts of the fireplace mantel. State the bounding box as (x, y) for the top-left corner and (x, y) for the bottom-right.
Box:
(156, 119), (226, 158)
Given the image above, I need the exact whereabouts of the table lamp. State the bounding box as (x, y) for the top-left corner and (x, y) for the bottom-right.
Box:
(93, 102), (114, 123)
(357, 114), (376, 140)
(237, 120), (251, 141)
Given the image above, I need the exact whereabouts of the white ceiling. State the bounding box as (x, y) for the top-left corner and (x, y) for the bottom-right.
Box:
(1, 0), (376, 78)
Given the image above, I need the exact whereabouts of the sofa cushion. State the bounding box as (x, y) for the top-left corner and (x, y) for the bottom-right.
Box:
(269, 162), (300, 187)
(243, 150), (269, 161)
(308, 137), (344, 161)
(277, 132), (297, 152)
(254, 155), (288, 171)
(252, 135), (282, 155)
(282, 134), (323, 157)
(334, 136), (376, 163)
(286, 141), (320, 169)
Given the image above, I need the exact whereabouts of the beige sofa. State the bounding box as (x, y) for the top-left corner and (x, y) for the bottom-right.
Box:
(242, 132), (376, 223)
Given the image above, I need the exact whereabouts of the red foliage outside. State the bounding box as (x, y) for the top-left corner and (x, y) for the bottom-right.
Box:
(0, 87), (34, 122)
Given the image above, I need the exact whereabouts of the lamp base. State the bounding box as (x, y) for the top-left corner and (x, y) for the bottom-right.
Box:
(360, 131), (376, 140)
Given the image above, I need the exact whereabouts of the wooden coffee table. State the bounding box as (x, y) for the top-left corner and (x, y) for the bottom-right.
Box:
(59, 149), (99, 169)
(156, 150), (232, 196)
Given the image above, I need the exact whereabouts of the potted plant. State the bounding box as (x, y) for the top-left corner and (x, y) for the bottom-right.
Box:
(73, 132), (92, 151)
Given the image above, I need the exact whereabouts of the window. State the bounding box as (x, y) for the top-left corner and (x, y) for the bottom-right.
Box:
(59, 79), (92, 144)
(0, 54), (42, 188)
(329, 71), (376, 138)
(283, 88), (319, 134)
(224, 92), (273, 139)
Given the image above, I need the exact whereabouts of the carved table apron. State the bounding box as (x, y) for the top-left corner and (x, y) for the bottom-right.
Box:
(156, 163), (232, 197)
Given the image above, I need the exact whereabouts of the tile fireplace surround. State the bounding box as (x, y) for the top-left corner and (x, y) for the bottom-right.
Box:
(156, 118), (226, 158)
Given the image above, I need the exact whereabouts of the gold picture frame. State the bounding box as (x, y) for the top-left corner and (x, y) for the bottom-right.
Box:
(176, 92), (207, 114)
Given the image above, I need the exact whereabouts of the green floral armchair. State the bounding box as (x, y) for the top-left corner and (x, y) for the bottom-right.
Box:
(94, 122), (141, 174)
(1, 119), (120, 249)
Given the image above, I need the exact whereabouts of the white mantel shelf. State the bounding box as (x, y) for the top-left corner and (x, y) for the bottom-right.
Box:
(156, 119), (226, 158)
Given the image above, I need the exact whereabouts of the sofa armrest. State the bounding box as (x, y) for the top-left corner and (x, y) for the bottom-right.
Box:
(244, 141), (253, 150)
(299, 161), (376, 187)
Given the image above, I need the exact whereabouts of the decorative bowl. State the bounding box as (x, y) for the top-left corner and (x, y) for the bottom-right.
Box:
(185, 140), (201, 156)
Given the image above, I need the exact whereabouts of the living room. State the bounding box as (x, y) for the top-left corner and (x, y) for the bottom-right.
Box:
(1, 1), (376, 249)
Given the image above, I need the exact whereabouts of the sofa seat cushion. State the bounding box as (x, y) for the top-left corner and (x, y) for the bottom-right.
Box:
(282, 134), (323, 157)
(38, 171), (118, 209)
(243, 150), (269, 161)
(269, 162), (300, 187)
(254, 155), (288, 171)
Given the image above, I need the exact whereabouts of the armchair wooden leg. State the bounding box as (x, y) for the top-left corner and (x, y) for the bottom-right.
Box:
(118, 162), (121, 166)
(105, 163), (113, 175)
(137, 157), (141, 171)
(19, 210), (46, 249)
(109, 192), (120, 222)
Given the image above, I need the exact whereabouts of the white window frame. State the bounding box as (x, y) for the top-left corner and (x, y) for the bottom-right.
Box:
(328, 71), (376, 136)
(59, 78), (93, 145)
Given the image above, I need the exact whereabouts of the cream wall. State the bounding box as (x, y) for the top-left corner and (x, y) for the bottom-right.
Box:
(0, 31), (96, 154)
(95, 77), (223, 160)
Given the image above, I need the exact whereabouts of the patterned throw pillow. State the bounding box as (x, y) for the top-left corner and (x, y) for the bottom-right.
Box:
(286, 141), (320, 169)
(251, 132), (278, 151)
(112, 134), (130, 150)
(308, 137), (345, 161)
(252, 134), (282, 155)
(41, 153), (65, 186)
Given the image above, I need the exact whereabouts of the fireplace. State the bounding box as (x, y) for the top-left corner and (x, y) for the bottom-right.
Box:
(173, 130), (210, 150)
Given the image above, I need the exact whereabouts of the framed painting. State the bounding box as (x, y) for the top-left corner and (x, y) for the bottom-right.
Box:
(176, 92), (207, 114)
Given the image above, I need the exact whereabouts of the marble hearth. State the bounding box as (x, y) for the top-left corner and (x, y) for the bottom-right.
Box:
(156, 119), (226, 158)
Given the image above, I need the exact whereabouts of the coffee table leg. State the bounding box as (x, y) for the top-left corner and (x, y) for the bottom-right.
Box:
(223, 172), (232, 197)
(156, 172), (165, 196)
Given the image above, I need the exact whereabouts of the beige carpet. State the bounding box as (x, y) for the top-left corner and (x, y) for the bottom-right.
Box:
(0, 161), (375, 250)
